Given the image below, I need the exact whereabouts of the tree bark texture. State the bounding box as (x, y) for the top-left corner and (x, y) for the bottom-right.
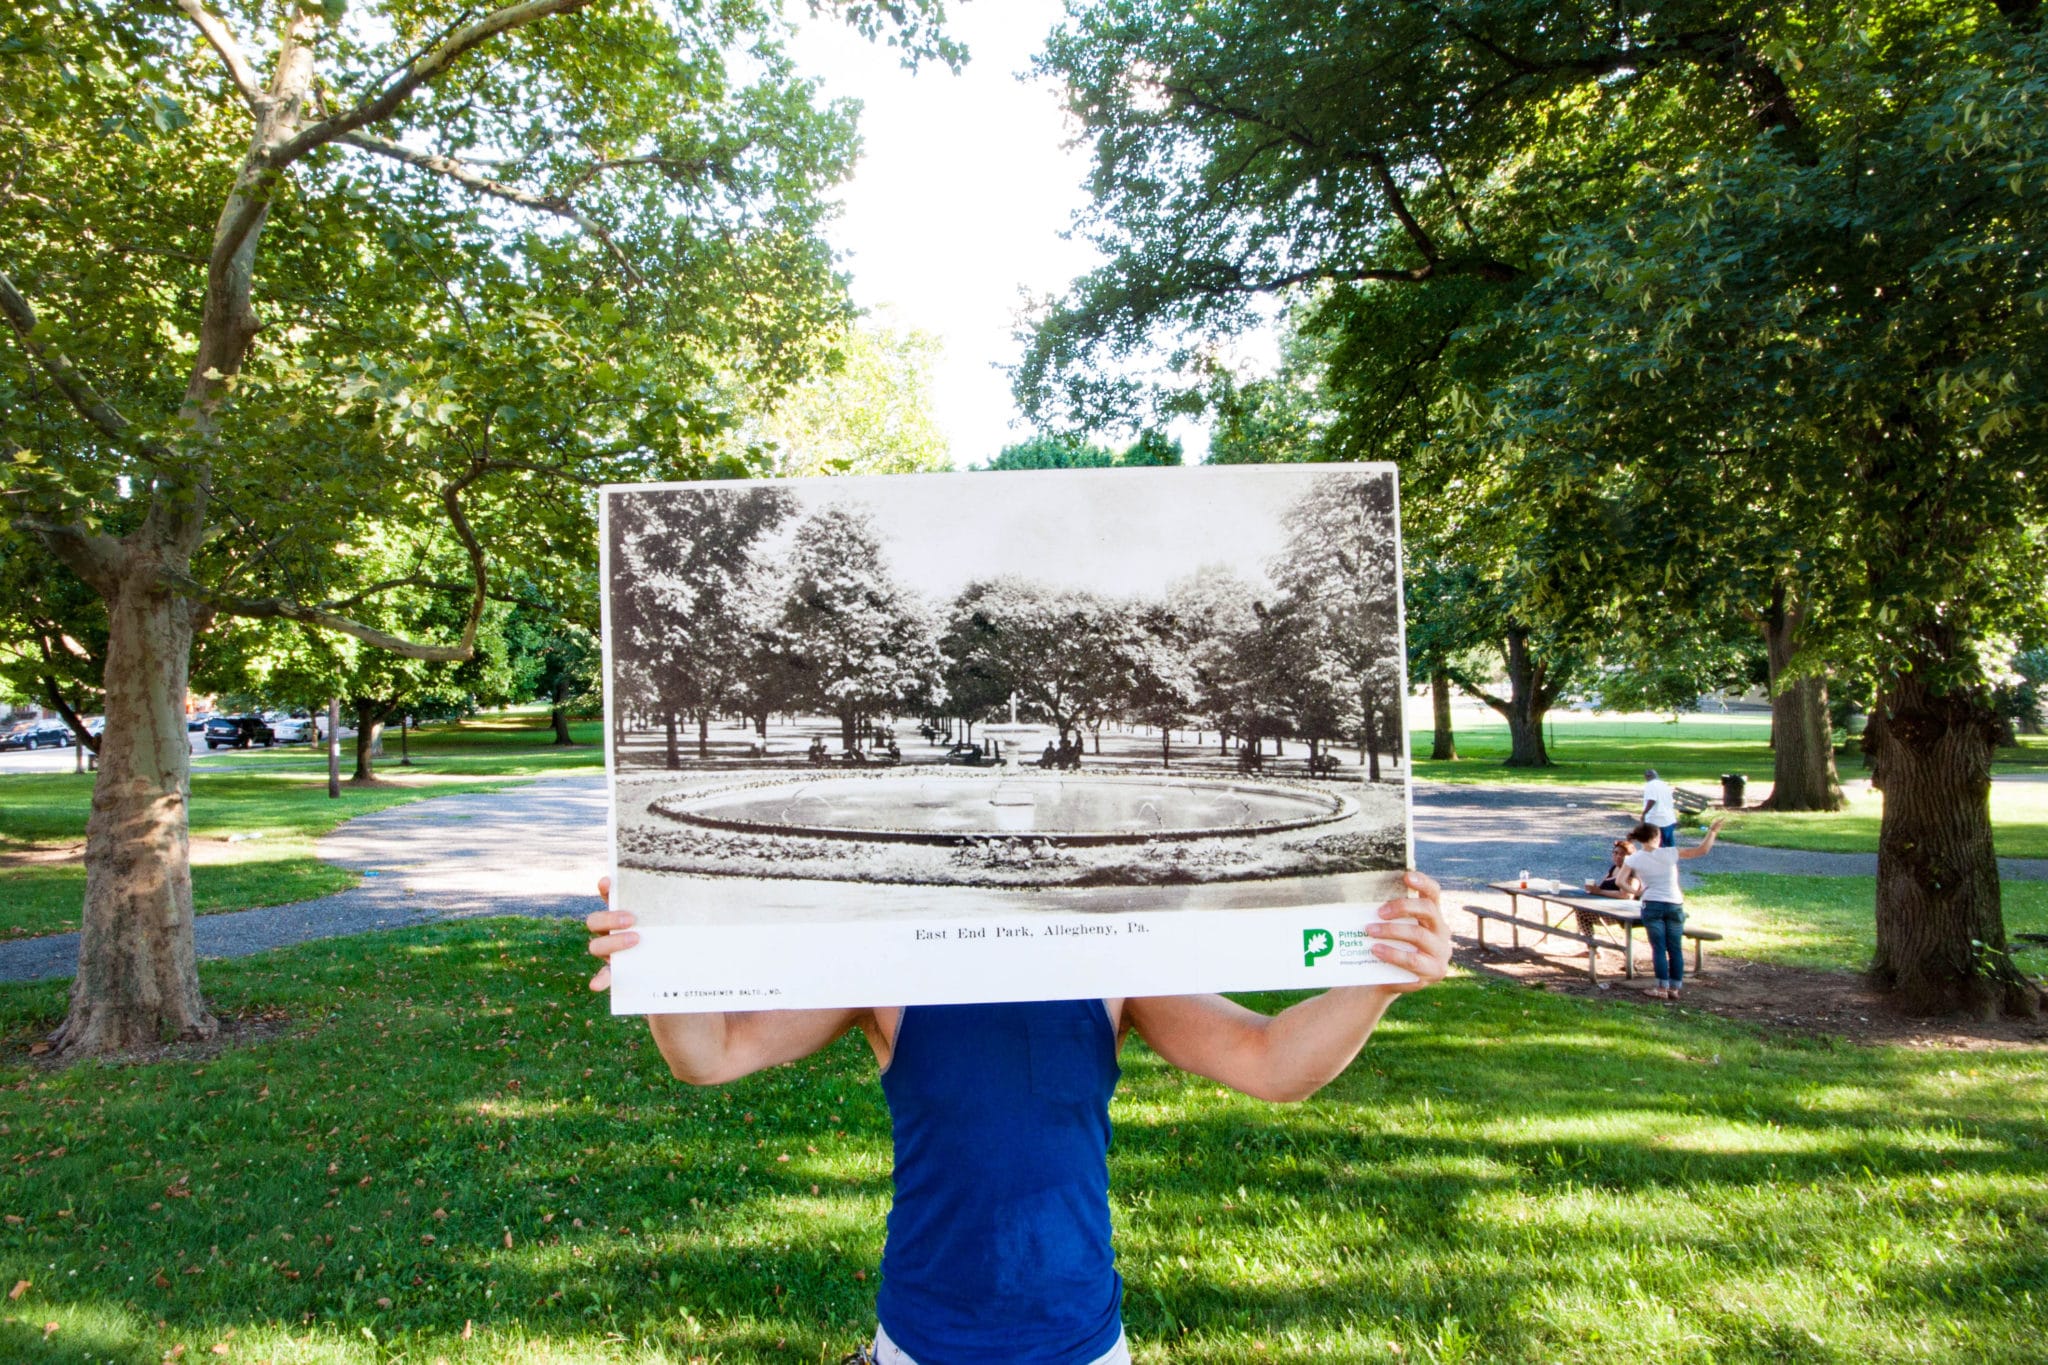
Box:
(352, 701), (388, 782)
(1760, 588), (1844, 811)
(550, 678), (575, 745)
(50, 571), (216, 1057)
(1866, 667), (2041, 1018)
(1360, 682), (1382, 781)
(1457, 626), (1555, 767)
(1429, 667), (1457, 761)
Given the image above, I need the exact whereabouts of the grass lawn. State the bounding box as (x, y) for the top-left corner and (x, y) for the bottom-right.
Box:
(193, 710), (604, 781)
(1412, 716), (2047, 789)
(1691, 875), (2048, 980)
(0, 921), (2043, 1363)
(1715, 783), (2048, 861)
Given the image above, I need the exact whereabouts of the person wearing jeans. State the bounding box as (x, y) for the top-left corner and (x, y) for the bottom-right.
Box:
(1623, 818), (1723, 1000)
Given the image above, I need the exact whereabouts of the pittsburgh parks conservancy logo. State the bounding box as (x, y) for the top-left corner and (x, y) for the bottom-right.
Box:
(1302, 925), (1375, 969)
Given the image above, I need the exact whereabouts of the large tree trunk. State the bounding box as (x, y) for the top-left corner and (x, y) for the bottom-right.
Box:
(49, 572), (215, 1057)
(1760, 586), (1845, 811)
(550, 678), (575, 745)
(1866, 665), (2041, 1019)
(1465, 626), (1554, 767)
(663, 712), (679, 769)
(697, 709), (710, 760)
(351, 701), (388, 783)
(1360, 682), (1382, 781)
(1429, 667), (1457, 761)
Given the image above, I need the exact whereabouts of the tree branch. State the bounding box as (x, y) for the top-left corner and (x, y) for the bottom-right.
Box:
(268, 0), (591, 169)
(335, 131), (644, 285)
(157, 458), (492, 661)
(12, 516), (124, 593)
(175, 0), (262, 109)
(159, 568), (478, 661)
(40, 671), (100, 755)
(0, 270), (169, 461)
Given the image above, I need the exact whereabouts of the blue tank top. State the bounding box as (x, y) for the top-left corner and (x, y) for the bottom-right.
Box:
(876, 1000), (1124, 1364)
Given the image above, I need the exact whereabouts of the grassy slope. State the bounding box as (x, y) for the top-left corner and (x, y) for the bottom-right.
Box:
(1691, 875), (2048, 979)
(0, 920), (2043, 1363)
(0, 713), (602, 940)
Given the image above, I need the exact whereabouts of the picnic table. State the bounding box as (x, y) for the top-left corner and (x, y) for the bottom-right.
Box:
(1468, 880), (1722, 983)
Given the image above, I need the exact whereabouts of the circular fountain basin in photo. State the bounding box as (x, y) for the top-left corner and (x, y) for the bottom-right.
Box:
(649, 772), (1354, 845)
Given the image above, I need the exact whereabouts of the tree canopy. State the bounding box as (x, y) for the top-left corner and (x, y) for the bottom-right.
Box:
(1020, 0), (2048, 1017)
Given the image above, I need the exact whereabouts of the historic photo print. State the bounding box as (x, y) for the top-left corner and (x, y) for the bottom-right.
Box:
(601, 465), (1414, 1012)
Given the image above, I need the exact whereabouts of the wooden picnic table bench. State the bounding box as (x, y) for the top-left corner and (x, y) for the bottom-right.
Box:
(1473, 881), (1723, 982)
(1672, 787), (1713, 816)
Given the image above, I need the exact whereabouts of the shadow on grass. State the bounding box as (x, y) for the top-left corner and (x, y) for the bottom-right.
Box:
(0, 923), (2043, 1362)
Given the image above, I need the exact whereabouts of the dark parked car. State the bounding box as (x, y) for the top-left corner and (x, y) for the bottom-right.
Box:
(204, 715), (275, 749)
(0, 723), (74, 751)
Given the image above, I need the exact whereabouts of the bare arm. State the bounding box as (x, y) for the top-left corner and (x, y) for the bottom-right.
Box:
(585, 878), (881, 1084)
(1123, 871), (1450, 1103)
(1679, 818), (1725, 860)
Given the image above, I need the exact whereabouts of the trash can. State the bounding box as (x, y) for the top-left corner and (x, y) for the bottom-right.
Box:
(1720, 772), (1747, 809)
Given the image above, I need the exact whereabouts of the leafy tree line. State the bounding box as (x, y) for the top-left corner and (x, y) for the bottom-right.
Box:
(1018, 0), (2048, 1018)
(607, 474), (1404, 775)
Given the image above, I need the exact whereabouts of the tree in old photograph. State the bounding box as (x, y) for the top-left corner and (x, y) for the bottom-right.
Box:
(610, 488), (799, 765)
(778, 507), (945, 753)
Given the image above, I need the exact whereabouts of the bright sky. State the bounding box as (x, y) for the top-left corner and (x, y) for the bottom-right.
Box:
(735, 465), (1363, 602)
(784, 3), (1252, 468)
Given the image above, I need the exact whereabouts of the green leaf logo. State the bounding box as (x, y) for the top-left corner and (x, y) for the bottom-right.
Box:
(1302, 928), (1333, 967)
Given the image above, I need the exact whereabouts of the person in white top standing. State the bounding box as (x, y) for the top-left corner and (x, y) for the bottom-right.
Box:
(1640, 769), (1680, 852)
(1623, 817), (1724, 1000)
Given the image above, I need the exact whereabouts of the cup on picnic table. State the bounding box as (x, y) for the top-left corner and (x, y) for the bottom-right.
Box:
(1518, 869), (1529, 888)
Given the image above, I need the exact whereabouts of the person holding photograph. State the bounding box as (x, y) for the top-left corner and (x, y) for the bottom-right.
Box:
(1623, 818), (1723, 1000)
(583, 870), (1452, 1365)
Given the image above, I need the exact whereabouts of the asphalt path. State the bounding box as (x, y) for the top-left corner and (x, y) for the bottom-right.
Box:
(3, 772), (2042, 983)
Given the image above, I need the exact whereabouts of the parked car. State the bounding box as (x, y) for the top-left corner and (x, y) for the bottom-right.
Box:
(0, 723), (74, 751)
(186, 713), (214, 732)
(264, 713), (313, 743)
(204, 715), (275, 749)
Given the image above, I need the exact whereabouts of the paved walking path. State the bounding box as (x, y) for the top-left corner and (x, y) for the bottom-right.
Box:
(3, 773), (2042, 983)
(0, 776), (608, 983)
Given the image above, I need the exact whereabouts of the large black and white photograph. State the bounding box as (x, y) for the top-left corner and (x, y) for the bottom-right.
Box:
(601, 464), (1413, 1011)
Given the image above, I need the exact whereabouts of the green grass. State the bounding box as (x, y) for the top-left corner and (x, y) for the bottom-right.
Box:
(1412, 715), (2048, 788)
(194, 709), (604, 780)
(1716, 784), (2048, 861)
(0, 859), (360, 941)
(1413, 714), (1784, 788)
(0, 772), (529, 940)
(0, 923), (2043, 1363)
(1691, 874), (2048, 979)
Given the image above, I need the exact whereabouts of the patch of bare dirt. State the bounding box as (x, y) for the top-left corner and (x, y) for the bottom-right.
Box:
(0, 843), (85, 870)
(1449, 911), (2048, 1050)
(15, 1009), (299, 1069)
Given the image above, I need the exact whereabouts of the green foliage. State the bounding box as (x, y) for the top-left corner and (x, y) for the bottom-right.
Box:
(755, 319), (953, 476)
(977, 429), (1182, 470)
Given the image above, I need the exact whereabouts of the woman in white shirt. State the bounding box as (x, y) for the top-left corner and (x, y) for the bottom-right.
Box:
(1622, 818), (1723, 1000)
